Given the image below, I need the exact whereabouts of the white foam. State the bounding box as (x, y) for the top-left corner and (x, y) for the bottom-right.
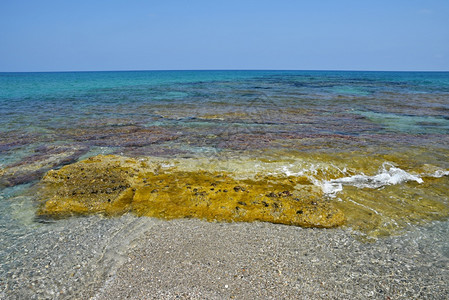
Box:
(161, 163), (174, 168)
(278, 163), (324, 178)
(280, 165), (305, 177)
(426, 169), (449, 178)
(321, 181), (343, 194)
(320, 163), (424, 196)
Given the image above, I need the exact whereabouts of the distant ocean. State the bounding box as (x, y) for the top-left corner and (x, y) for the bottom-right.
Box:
(1, 70), (449, 238)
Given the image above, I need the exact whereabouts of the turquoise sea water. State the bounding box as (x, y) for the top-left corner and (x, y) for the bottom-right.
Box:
(0, 70), (448, 226)
(1, 71), (448, 157)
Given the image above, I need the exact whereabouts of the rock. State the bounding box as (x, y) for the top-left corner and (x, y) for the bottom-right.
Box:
(36, 155), (345, 228)
(0, 131), (40, 154)
(0, 145), (89, 187)
(37, 155), (137, 217)
(59, 125), (178, 147)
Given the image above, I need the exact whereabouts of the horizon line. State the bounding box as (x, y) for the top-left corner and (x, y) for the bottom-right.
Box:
(1, 68), (449, 73)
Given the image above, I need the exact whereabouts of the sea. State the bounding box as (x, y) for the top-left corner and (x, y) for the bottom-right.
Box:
(1, 70), (449, 296)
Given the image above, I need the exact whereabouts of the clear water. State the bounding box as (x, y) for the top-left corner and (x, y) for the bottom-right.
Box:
(1, 70), (449, 232)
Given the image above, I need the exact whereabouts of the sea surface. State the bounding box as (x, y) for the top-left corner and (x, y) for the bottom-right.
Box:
(1, 70), (449, 296)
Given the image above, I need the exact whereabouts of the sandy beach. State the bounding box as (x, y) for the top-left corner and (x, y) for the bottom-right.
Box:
(2, 215), (448, 299)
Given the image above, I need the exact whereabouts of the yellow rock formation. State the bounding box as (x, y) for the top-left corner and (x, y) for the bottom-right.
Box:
(37, 155), (345, 228)
(36, 152), (449, 238)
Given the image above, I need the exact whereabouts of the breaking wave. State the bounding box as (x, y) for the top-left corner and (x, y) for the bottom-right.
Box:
(316, 163), (448, 196)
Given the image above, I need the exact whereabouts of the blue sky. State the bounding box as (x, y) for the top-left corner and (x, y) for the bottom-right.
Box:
(1, 0), (448, 72)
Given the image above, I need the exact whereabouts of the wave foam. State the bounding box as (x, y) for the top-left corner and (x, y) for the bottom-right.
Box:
(426, 169), (449, 178)
(273, 161), (448, 197)
(321, 163), (424, 196)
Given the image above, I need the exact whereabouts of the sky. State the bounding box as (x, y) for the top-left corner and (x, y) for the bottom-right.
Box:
(0, 0), (448, 72)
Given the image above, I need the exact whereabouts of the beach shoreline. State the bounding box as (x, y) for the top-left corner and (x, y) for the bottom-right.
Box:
(2, 215), (448, 299)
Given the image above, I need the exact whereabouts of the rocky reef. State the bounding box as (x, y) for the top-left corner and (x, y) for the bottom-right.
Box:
(35, 152), (449, 236)
(37, 155), (345, 228)
(0, 145), (88, 187)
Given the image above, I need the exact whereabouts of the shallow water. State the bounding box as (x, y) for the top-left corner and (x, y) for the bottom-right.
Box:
(1, 71), (449, 234)
(1, 70), (449, 297)
(0, 73), (448, 224)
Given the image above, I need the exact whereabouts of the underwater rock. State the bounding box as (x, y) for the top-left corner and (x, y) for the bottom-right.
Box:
(0, 145), (89, 187)
(118, 145), (190, 158)
(197, 112), (250, 121)
(208, 130), (362, 151)
(0, 131), (43, 154)
(37, 155), (345, 228)
(60, 125), (178, 147)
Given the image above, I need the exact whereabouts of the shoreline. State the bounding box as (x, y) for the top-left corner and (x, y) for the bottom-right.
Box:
(2, 215), (448, 299)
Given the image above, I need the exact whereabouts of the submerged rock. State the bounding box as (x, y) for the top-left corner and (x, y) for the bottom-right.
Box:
(0, 145), (88, 187)
(37, 155), (345, 228)
(60, 125), (178, 147)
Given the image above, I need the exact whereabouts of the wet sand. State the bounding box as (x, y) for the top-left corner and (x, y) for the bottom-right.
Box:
(1, 215), (448, 299)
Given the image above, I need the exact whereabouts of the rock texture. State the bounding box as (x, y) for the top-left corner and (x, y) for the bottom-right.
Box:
(37, 155), (345, 228)
(0, 145), (88, 187)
